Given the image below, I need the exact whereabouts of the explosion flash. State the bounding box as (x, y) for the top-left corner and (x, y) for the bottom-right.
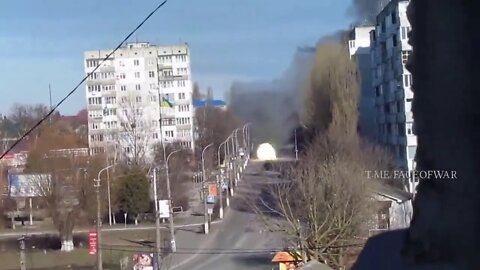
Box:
(256, 143), (277, 161)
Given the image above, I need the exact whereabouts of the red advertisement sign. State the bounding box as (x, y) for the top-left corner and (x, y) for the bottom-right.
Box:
(89, 230), (97, 255)
(208, 183), (218, 196)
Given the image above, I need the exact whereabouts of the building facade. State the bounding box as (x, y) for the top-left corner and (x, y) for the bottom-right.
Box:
(84, 42), (195, 162)
(349, 25), (376, 142)
(370, 0), (416, 185)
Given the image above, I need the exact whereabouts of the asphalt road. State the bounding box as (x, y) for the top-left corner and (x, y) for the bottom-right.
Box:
(165, 161), (286, 270)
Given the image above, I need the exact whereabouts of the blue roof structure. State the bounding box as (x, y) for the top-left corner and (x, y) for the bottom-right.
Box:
(192, 99), (227, 108)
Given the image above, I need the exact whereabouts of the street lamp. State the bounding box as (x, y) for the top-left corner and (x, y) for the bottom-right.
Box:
(95, 164), (115, 270)
(165, 149), (184, 252)
(202, 143), (214, 234)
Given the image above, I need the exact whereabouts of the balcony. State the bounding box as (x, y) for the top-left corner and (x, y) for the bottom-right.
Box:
(87, 103), (102, 110)
(395, 90), (405, 100)
(377, 114), (386, 124)
(158, 63), (173, 69)
(174, 74), (188, 80)
(405, 111), (414, 122)
(389, 134), (398, 145)
(99, 65), (115, 72)
(386, 114), (396, 123)
(398, 136), (407, 146)
(88, 116), (102, 122)
(158, 75), (174, 81)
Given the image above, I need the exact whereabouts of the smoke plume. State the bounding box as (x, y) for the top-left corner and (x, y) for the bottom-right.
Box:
(348, 0), (391, 23)
(228, 47), (316, 148)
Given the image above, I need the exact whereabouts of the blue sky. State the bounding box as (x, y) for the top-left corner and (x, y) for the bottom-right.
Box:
(0, 0), (351, 115)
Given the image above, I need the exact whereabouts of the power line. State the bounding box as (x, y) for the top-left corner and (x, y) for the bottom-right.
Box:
(0, 0), (169, 161)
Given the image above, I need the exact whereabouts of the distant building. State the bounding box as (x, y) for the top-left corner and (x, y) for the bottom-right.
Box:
(84, 42), (195, 162)
(370, 0), (416, 190)
(348, 25), (376, 142)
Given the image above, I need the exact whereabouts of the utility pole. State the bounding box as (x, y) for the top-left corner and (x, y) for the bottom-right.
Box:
(294, 128), (298, 161)
(217, 174), (224, 219)
(94, 177), (102, 270)
(166, 150), (182, 252)
(95, 165), (114, 270)
(18, 236), (26, 270)
(202, 143), (213, 234)
(107, 168), (112, 226)
(153, 168), (162, 267)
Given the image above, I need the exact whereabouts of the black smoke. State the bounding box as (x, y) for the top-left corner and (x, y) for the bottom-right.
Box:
(228, 47), (316, 149)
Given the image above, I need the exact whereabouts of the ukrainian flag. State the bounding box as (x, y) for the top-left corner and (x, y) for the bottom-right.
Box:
(161, 97), (174, 108)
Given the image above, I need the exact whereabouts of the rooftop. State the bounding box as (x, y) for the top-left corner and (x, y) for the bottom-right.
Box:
(192, 99), (227, 108)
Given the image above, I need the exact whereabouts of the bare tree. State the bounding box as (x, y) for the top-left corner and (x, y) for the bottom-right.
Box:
(24, 122), (89, 252)
(117, 92), (157, 168)
(254, 41), (397, 268)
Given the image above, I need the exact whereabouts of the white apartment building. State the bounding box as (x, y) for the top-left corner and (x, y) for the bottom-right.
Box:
(84, 42), (195, 162)
(370, 0), (416, 186)
(348, 25), (376, 142)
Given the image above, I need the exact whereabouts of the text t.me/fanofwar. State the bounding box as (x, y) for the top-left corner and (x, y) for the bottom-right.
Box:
(365, 170), (458, 180)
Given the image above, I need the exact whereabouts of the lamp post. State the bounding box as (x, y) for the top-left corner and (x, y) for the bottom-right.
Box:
(202, 143), (214, 234)
(165, 149), (184, 252)
(95, 164), (115, 270)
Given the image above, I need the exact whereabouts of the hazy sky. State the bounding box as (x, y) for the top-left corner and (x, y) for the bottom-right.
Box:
(0, 0), (351, 115)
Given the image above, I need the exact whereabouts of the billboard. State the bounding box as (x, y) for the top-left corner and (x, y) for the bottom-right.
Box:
(208, 183), (218, 196)
(159, 200), (170, 218)
(8, 174), (51, 197)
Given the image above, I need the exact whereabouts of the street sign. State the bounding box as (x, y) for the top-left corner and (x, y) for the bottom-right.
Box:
(88, 230), (97, 255)
(159, 200), (170, 218)
(207, 208), (213, 215)
(207, 195), (216, 204)
(221, 181), (228, 191)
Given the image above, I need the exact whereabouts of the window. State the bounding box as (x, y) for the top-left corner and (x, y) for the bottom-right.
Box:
(150, 95), (157, 102)
(177, 80), (186, 87)
(136, 96), (142, 103)
(148, 59), (155, 66)
(404, 74), (412, 87)
(402, 51), (411, 64)
(387, 123), (392, 134)
(136, 108), (143, 115)
(135, 72), (141, 78)
(153, 133), (159, 139)
(407, 123), (413, 135)
(134, 59), (140, 66)
(119, 73), (126, 79)
(376, 86), (382, 97)
(397, 101), (402, 113)
(408, 146), (417, 159)
(178, 92), (186, 100)
(103, 108), (117, 116)
(384, 104), (389, 114)
(149, 71), (155, 78)
(179, 105), (190, 112)
(121, 85), (126, 91)
(105, 97), (116, 104)
(103, 85), (115, 91)
(119, 60), (125, 67)
(391, 11), (397, 24)
(135, 84), (141, 91)
(166, 130), (174, 137)
(392, 34), (398, 47)
(398, 124), (405, 137)
(88, 97), (102, 105)
(150, 83), (156, 90)
(121, 96), (127, 103)
(401, 27), (407, 40)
